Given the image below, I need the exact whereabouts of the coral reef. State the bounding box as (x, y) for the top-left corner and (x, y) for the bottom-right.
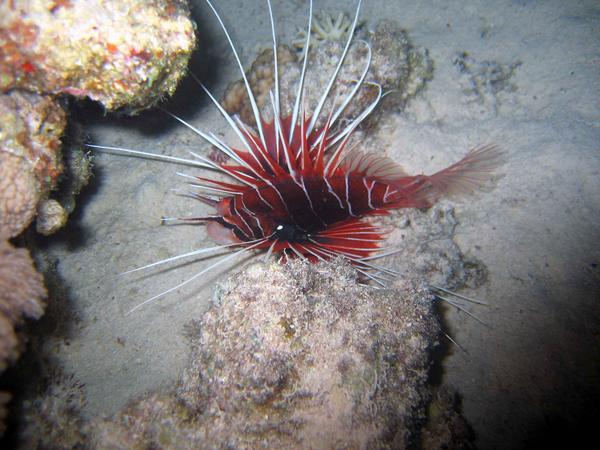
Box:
(0, 0), (196, 112)
(0, 0), (196, 236)
(222, 18), (432, 129)
(17, 369), (87, 450)
(221, 45), (298, 129)
(0, 90), (66, 239)
(368, 20), (433, 113)
(0, 240), (46, 435)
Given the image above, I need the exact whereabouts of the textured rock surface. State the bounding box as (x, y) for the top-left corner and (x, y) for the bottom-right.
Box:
(16, 260), (469, 449)
(17, 369), (87, 450)
(176, 260), (439, 448)
(0, 240), (46, 365)
(0, 90), (66, 239)
(222, 19), (432, 129)
(0, 0), (196, 112)
(421, 388), (475, 450)
(384, 204), (489, 291)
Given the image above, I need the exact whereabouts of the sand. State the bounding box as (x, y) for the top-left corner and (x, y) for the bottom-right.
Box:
(31, 0), (599, 448)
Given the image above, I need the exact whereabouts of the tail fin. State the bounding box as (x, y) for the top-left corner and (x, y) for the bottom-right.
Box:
(429, 144), (505, 198)
(392, 145), (505, 208)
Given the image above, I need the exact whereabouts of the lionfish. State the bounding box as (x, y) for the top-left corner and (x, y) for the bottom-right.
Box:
(89, 0), (503, 313)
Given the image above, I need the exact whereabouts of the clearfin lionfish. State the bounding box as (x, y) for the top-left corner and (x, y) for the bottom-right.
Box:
(89, 0), (504, 312)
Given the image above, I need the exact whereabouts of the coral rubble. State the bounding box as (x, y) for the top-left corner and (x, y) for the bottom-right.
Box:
(0, 0), (196, 112)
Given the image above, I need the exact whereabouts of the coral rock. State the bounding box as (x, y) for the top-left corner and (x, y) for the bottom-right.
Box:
(421, 388), (476, 450)
(221, 45), (298, 126)
(36, 199), (68, 236)
(0, 90), (66, 238)
(88, 260), (439, 449)
(0, 0), (196, 112)
(18, 370), (87, 449)
(181, 260), (440, 448)
(0, 152), (39, 240)
(0, 240), (46, 365)
(222, 19), (432, 129)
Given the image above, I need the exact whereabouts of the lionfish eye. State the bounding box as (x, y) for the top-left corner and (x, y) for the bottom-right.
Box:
(275, 223), (308, 242)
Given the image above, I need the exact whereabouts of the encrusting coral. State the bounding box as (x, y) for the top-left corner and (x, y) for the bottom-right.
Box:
(0, 0), (197, 438)
(0, 0), (196, 112)
(0, 0), (197, 237)
(0, 240), (46, 435)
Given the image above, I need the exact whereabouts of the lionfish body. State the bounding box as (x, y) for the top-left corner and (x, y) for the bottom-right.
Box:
(201, 116), (500, 264)
(90, 0), (503, 309)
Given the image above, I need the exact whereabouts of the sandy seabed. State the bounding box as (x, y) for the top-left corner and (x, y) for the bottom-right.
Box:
(25, 0), (599, 448)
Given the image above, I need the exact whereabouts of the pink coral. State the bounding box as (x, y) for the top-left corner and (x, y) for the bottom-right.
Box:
(0, 240), (46, 368)
(0, 239), (46, 435)
(0, 151), (39, 240)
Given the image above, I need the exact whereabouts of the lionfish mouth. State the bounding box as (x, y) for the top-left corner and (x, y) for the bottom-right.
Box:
(88, 0), (504, 313)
